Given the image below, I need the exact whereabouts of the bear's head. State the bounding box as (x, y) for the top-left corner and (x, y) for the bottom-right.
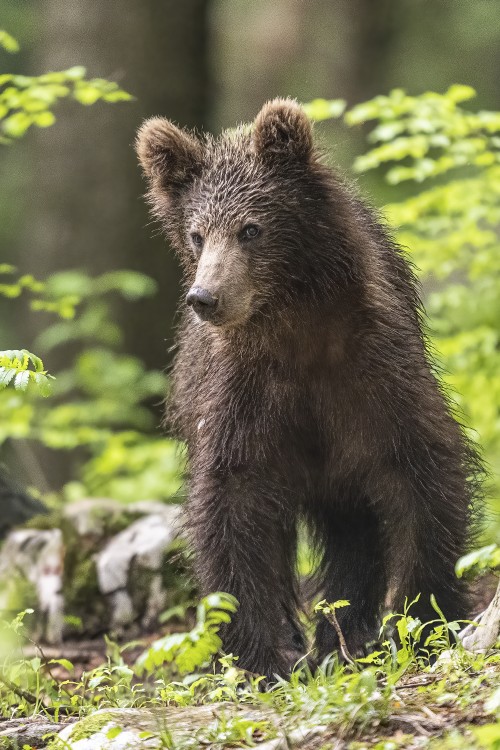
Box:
(136, 99), (329, 329)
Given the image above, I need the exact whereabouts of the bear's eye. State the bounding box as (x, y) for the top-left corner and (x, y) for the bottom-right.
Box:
(190, 232), (204, 251)
(240, 224), (260, 241)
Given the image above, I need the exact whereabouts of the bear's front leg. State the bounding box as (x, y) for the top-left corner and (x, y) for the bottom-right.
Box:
(186, 468), (302, 680)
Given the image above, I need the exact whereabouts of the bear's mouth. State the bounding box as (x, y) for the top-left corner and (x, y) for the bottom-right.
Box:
(191, 305), (254, 329)
(203, 293), (257, 328)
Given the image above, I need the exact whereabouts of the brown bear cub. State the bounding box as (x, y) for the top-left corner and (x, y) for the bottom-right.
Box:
(136, 99), (481, 679)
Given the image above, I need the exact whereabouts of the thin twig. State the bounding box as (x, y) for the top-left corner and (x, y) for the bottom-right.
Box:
(323, 610), (355, 665)
(0, 672), (37, 705)
(398, 677), (437, 689)
(32, 640), (76, 702)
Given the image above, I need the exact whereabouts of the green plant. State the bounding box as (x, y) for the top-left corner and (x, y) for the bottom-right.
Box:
(0, 349), (53, 394)
(456, 544), (500, 579)
(0, 267), (181, 502)
(1, 595), (500, 748)
(0, 29), (132, 142)
(314, 599), (354, 664)
(381, 595), (465, 672)
(136, 593), (238, 676)
(0, 31), (171, 505)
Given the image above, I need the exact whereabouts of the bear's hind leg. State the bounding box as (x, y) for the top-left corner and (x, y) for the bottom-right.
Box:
(375, 444), (472, 655)
(386, 485), (470, 645)
(313, 505), (387, 663)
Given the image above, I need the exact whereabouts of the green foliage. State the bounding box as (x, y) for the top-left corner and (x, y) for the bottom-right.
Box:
(70, 432), (183, 503)
(0, 265), (68, 398)
(0, 30), (19, 54)
(307, 86), (500, 540)
(380, 595), (464, 671)
(0, 269), (181, 502)
(1, 599), (500, 748)
(136, 593), (238, 675)
(302, 97), (346, 121)
(0, 32), (163, 506)
(345, 85), (500, 182)
(0, 349), (53, 395)
(0, 30), (132, 143)
(456, 544), (500, 579)
(35, 269), (157, 350)
(314, 598), (350, 613)
(0, 264), (80, 319)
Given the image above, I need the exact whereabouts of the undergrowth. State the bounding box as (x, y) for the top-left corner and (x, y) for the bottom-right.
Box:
(0, 595), (499, 749)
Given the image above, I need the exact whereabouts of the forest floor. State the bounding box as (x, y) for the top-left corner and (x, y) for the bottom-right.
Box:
(1, 632), (500, 749)
(1, 577), (500, 749)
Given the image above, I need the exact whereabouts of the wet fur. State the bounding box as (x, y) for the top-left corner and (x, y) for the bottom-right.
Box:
(136, 100), (483, 679)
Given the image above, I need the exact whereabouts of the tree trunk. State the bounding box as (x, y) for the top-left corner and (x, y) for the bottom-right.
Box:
(19, 0), (212, 372)
(13, 1), (211, 489)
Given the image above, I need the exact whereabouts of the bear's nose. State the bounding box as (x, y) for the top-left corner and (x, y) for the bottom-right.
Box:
(186, 286), (218, 320)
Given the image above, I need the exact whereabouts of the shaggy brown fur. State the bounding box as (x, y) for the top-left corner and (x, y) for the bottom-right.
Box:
(136, 99), (482, 679)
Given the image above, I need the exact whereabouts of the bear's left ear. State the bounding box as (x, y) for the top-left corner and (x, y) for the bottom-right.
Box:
(252, 98), (313, 162)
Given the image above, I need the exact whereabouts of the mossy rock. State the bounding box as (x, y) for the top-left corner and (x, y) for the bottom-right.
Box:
(0, 500), (193, 641)
(55, 705), (282, 749)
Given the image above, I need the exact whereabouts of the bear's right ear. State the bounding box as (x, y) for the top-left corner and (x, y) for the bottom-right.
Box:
(135, 117), (202, 190)
(252, 98), (313, 162)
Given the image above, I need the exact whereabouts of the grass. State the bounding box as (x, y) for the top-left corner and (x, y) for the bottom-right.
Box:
(0, 598), (499, 749)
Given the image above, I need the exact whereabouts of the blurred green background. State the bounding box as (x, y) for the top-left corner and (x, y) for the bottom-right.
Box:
(0, 0), (499, 540)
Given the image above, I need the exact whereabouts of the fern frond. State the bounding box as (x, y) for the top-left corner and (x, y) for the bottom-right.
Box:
(0, 349), (54, 396)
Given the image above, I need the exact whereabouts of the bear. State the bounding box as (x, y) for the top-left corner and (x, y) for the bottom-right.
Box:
(135, 99), (482, 680)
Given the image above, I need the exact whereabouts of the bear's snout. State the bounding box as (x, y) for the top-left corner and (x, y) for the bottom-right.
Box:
(186, 286), (219, 321)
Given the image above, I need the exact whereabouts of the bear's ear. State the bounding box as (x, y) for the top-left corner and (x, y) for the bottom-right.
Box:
(135, 117), (203, 190)
(252, 98), (313, 161)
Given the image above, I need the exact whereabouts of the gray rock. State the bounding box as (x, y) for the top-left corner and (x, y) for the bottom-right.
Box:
(0, 527), (64, 643)
(63, 498), (131, 536)
(0, 501), (188, 641)
(460, 577), (500, 652)
(96, 506), (182, 630)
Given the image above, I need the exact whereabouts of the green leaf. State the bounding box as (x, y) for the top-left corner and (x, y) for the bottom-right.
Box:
(0, 349), (54, 395)
(14, 370), (30, 391)
(0, 367), (16, 388)
(48, 658), (74, 672)
(34, 372), (54, 397)
(0, 30), (20, 53)
(303, 98), (346, 122)
(64, 65), (87, 80)
(2, 112), (32, 138)
(33, 111), (56, 128)
(446, 84), (476, 103)
(72, 83), (101, 105)
(456, 545), (500, 578)
(136, 593), (238, 675)
(430, 594), (447, 622)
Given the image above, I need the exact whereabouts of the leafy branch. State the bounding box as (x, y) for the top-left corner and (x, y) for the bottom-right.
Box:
(0, 29), (132, 143)
(0, 349), (54, 395)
